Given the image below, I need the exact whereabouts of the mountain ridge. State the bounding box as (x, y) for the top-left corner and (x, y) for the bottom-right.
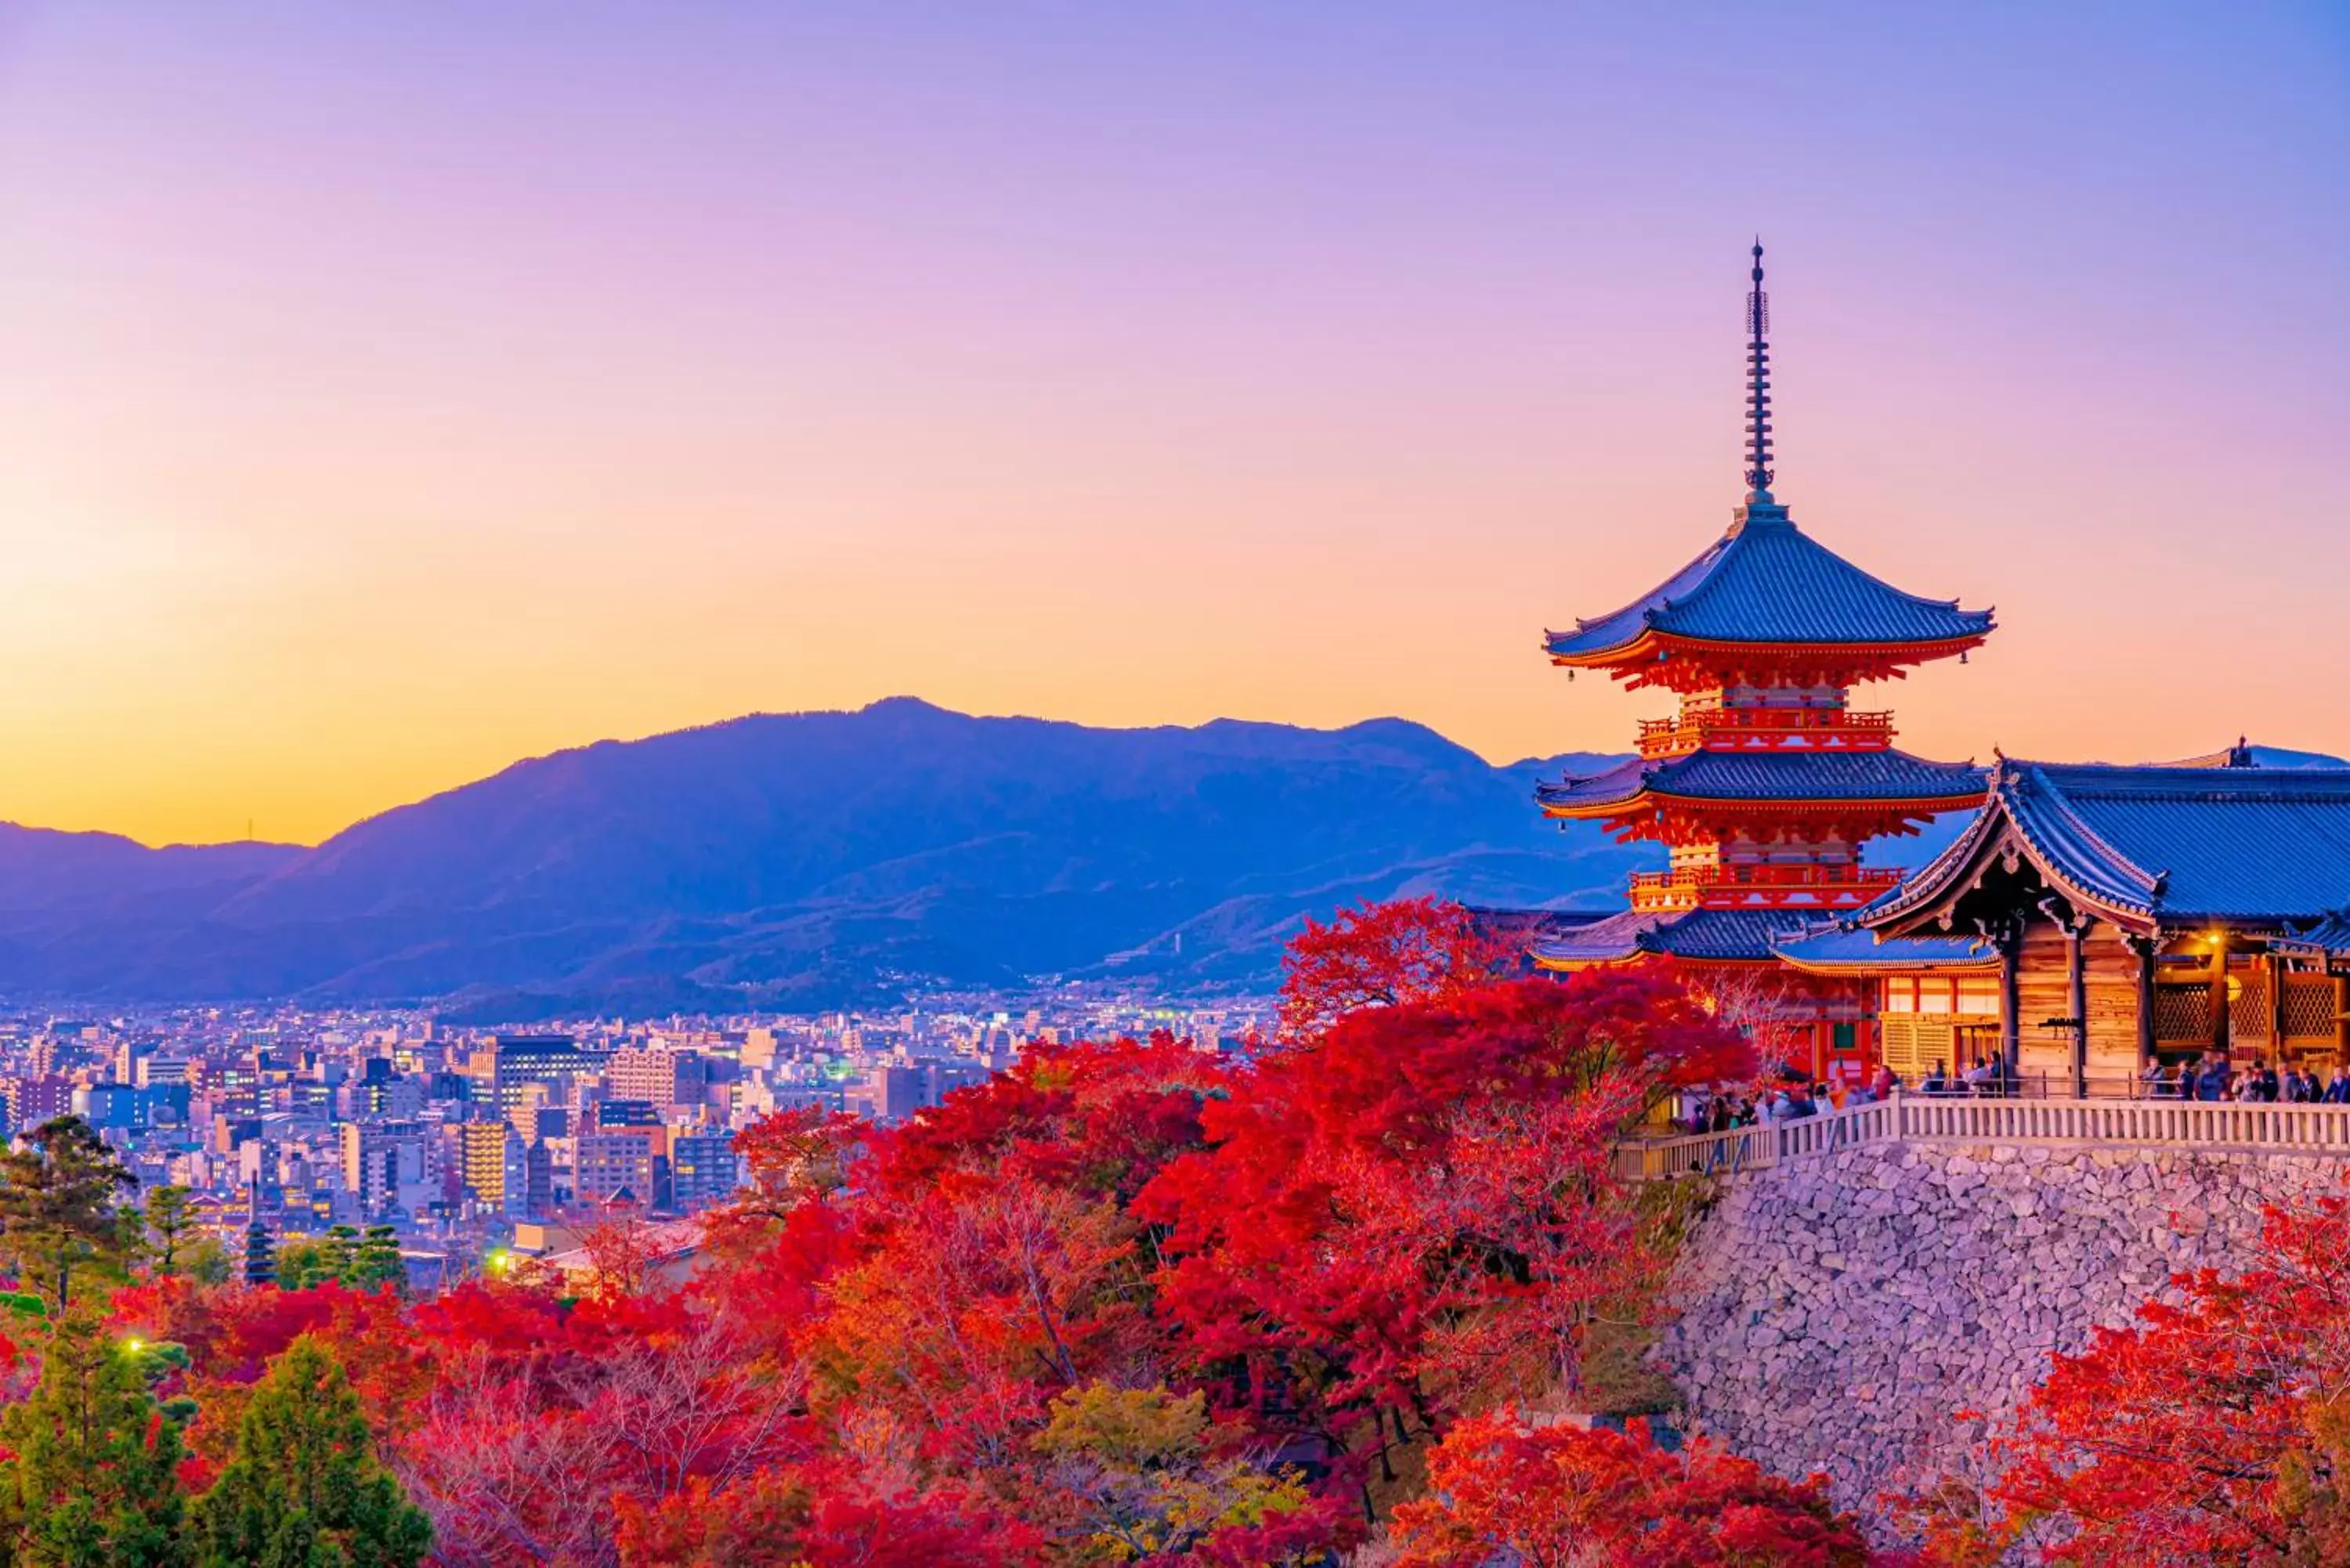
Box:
(0, 699), (1657, 1012)
(4, 700), (2333, 1017)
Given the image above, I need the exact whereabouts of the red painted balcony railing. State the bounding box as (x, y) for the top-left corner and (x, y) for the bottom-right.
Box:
(1629, 864), (1905, 912)
(1637, 706), (1894, 758)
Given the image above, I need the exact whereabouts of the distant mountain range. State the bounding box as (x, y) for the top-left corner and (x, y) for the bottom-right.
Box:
(0, 699), (1653, 1016)
(2, 703), (2334, 1018)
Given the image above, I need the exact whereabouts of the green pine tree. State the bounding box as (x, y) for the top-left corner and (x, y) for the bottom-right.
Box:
(186, 1335), (431, 1568)
(350, 1227), (403, 1293)
(0, 1118), (137, 1313)
(316, 1226), (358, 1285)
(180, 1235), (233, 1288)
(274, 1227), (360, 1292)
(138, 1186), (198, 1277)
(0, 1313), (189, 1568)
(273, 1240), (320, 1291)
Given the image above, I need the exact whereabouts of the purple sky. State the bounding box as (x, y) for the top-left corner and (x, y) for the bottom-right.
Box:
(1, 3), (2345, 843)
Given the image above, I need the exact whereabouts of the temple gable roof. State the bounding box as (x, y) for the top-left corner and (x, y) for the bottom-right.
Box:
(1864, 759), (2350, 933)
(1543, 506), (1994, 663)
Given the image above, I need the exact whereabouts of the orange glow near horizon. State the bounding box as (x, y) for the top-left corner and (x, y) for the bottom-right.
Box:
(0, 6), (2345, 847)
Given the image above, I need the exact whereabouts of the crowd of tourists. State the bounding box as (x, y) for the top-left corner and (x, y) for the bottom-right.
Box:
(1919, 1057), (2011, 1097)
(1676, 1065), (1907, 1133)
(1671, 1055), (2350, 1132)
(2143, 1055), (2349, 1102)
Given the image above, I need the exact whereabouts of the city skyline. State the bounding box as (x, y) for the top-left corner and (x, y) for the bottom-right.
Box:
(3, 4), (2346, 845)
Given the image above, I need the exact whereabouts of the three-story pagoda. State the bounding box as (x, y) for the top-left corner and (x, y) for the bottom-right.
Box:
(1532, 246), (1994, 1068)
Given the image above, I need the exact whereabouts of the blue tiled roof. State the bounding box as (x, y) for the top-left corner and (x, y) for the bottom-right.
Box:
(1544, 504), (1994, 661)
(1772, 926), (2000, 972)
(1867, 761), (2350, 927)
(1531, 907), (1818, 965)
(1537, 750), (1987, 811)
(2273, 913), (2350, 957)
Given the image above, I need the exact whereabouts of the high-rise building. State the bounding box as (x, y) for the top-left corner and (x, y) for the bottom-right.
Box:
(340, 1121), (430, 1219)
(523, 1140), (555, 1218)
(607, 1047), (708, 1113)
(575, 1129), (666, 1211)
(457, 1120), (526, 1215)
(70, 1082), (143, 1131)
(4, 1075), (75, 1129)
(480, 1036), (607, 1119)
(669, 1133), (739, 1212)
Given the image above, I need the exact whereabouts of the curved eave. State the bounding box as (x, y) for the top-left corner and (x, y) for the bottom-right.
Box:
(1543, 628), (1991, 674)
(1531, 948), (1781, 973)
(1539, 789), (1987, 822)
(1531, 950), (1648, 973)
(2149, 912), (2308, 932)
(1774, 948), (2002, 977)
(2272, 915), (2350, 959)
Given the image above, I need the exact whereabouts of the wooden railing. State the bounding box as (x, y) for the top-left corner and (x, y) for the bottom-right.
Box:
(1898, 1094), (2350, 1154)
(1637, 707), (1894, 758)
(1614, 1097), (1893, 1182)
(1626, 865), (1904, 912)
(1618, 1091), (2350, 1182)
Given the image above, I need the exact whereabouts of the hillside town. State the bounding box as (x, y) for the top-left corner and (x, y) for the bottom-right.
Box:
(0, 988), (1267, 1288)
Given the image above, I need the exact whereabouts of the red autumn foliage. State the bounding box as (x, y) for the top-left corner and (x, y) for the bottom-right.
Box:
(1903, 1186), (2350, 1566)
(1278, 894), (1517, 1041)
(1142, 969), (1749, 1463)
(702, 1105), (867, 1262)
(1390, 1408), (1874, 1567)
(791, 1035), (1228, 1478)
(44, 903), (1810, 1566)
(613, 1461), (1037, 1566)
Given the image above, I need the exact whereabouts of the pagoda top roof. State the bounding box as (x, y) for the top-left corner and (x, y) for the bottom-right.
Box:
(1544, 502), (1995, 665)
(1865, 758), (2350, 932)
(1530, 906), (1810, 967)
(1537, 748), (1987, 815)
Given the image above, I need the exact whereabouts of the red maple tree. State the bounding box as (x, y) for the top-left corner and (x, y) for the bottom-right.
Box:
(1390, 1408), (1874, 1567)
(1142, 969), (1749, 1493)
(1278, 895), (1516, 1042)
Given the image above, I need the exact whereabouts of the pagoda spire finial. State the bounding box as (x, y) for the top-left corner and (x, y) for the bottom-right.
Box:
(1744, 239), (1774, 501)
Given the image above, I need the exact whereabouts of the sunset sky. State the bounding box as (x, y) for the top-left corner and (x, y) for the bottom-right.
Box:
(2, 4), (2345, 846)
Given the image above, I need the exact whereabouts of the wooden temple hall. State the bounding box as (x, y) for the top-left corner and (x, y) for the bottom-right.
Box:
(1529, 245), (2350, 1090)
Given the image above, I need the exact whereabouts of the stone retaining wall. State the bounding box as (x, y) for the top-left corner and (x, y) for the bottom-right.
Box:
(1656, 1141), (2343, 1523)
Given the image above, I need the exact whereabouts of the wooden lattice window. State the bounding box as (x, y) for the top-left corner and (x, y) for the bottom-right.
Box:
(2232, 970), (2273, 1042)
(2155, 985), (2211, 1043)
(1878, 1014), (1954, 1078)
(2283, 975), (2341, 1043)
